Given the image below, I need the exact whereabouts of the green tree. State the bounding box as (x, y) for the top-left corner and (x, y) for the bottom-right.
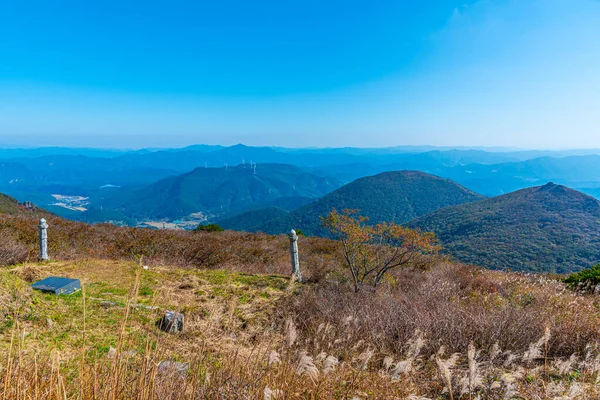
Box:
(195, 223), (225, 233)
(564, 264), (600, 287)
(322, 209), (440, 292)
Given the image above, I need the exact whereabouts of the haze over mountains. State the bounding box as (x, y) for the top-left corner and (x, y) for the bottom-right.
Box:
(83, 163), (340, 225)
(4, 144), (600, 220)
(3, 144), (600, 273)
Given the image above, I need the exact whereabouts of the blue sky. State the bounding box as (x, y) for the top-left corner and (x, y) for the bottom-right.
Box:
(0, 0), (599, 148)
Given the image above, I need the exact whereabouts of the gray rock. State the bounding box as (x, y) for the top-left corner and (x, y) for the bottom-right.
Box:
(133, 303), (159, 310)
(158, 310), (184, 333)
(100, 300), (117, 308)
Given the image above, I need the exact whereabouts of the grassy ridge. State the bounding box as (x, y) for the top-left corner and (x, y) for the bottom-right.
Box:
(1, 260), (288, 357)
(3, 199), (600, 397)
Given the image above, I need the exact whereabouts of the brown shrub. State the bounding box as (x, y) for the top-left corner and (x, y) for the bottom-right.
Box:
(285, 262), (600, 359)
(0, 214), (338, 280)
(13, 265), (43, 283)
(4, 212), (599, 361)
(0, 229), (31, 266)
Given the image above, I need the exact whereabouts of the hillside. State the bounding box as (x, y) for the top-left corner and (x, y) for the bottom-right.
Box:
(2, 205), (600, 398)
(218, 206), (290, 231)
(85, 163), (341, 223)
(238, 171), (484, 235)
(0, 192), (50, 216)
(0, 193), (27, 214)
(409, 183), (600, 273)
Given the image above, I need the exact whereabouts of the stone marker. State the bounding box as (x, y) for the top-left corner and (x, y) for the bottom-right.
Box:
(38, 218), (49, 261)
(158, 310), (184, 333)
(288, 229), (302, 282)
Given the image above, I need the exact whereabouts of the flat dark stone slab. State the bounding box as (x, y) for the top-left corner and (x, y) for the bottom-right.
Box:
(31, 276), (81, 295)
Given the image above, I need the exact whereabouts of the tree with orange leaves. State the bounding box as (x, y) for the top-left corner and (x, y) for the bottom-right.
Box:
(321, 209), (441, 292)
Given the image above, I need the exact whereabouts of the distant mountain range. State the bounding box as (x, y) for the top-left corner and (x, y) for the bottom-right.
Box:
(408, 183), (600, 273)
(83, 163), (341, 223)
(4, 144), (600, 221)
(219, 171), (484, 235)
(1, 142), (600, 274)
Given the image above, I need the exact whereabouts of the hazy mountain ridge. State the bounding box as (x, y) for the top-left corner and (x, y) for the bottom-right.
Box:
(4, 144), (600, 225)
(441, 155), (600, 196)
(85, 163), (341, 223)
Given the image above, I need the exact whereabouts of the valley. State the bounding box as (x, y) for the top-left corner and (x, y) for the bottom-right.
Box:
(50, 194), (90, 212)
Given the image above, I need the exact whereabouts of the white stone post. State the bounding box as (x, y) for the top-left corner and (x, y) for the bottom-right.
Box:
(39, 218), (49, 261)
(288, 229), (302, 282)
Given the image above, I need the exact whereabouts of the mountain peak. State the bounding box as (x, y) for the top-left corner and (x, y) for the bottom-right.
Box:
(410, 184), (600, 274)
(535, 182), (571, 195)
(229, 144), (250, 149)
(94, 163), (341, 221)
(539, 182), (557, 189)
(245, 171), (484, 235)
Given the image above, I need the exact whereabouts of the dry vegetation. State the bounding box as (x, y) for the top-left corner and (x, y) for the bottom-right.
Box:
(1, 213), (600, 398)
(0, 214), (339, 277)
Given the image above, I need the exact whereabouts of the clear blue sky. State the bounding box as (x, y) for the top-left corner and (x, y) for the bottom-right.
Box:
(1, 0), (599, 148)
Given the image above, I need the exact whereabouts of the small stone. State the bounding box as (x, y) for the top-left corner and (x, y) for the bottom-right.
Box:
(142, 265), (149, 270)
(107, 346), (117, 359)
(46, 318), (54, 329)
(100, 300), (117, 309)
(157, 361), (189, 378)
(158, 310), (184, 333)
(133, 303), (159, 310)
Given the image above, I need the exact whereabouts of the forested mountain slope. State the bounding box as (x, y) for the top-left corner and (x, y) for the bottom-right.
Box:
(409, 183), (600, 273)
(86, 163), (341, 222)
(236, 171), (484, 235)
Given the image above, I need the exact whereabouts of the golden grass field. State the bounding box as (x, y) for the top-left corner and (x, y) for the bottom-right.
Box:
(1, 210), (600, 398)
(2, 257), (600, 399)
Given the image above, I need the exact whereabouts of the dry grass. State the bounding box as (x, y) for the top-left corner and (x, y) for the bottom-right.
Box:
(286, 262), (600, 359)
(2, 213), (600, 398)
(0, 213), (340, 278)
(0, 259), (600, 398)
